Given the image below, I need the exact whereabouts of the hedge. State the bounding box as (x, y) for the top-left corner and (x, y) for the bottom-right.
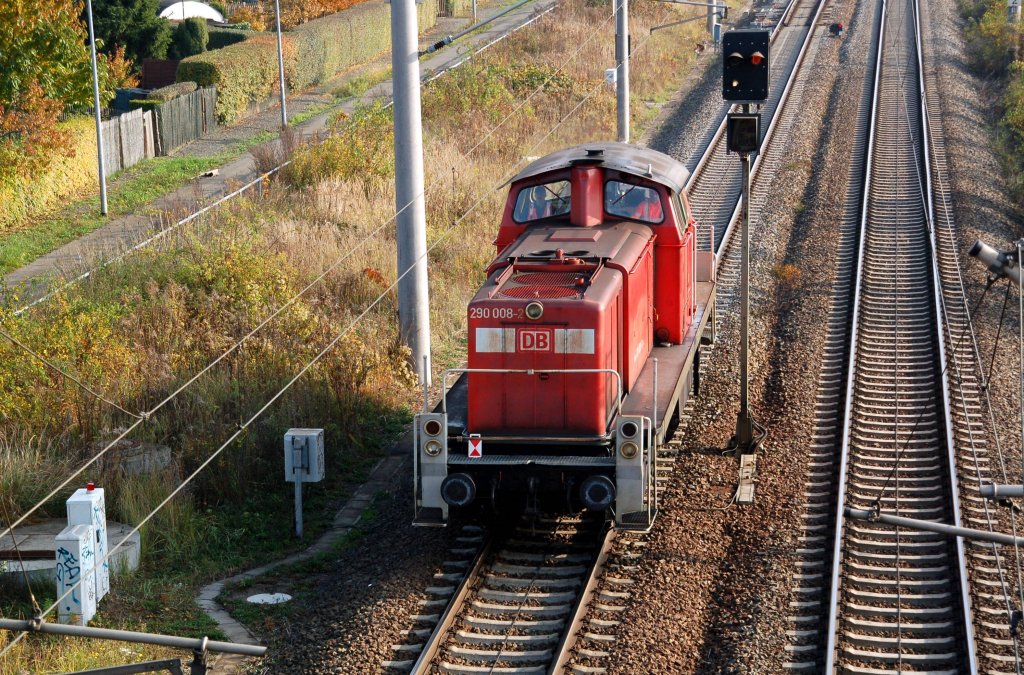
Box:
(149, 81), (198, 103)
(208, 28), (251, 50)
(177, 0), (439, 124)
(0, 118), (98, 234)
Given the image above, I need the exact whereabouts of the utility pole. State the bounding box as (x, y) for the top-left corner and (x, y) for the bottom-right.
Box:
(85, 0), (108, 216)
(615, 0), (630, 143)
(707, 0), (716, 34)
(274, 0), (288, 127)
(392, 0), (432, 387)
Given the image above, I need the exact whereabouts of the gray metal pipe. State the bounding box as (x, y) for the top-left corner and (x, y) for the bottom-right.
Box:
(615, 0), (630, 143)
(422, 0), (534, 54)
(392, 0), (432, 387)
(980, 483), (1024, 499)
(274, 0), (288, 127)
(85, 0), (108, 215)
(0, 619), (266, 656)
(845, 507), (1024, 546)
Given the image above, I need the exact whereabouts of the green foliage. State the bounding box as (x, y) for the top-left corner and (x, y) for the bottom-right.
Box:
(963, 0), (1018, 75)
(422, 61), (516, 124)
(208, 0), (228, 16)
(86, 0), (173, 63)
(177, 0), (438, 124)
(287, 103), (395, 187)
(170, 17), (210, 59)
(207, 27), (250, 50)
(0, 0), (112, 108)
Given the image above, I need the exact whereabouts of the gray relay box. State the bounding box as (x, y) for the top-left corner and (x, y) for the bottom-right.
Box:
(284, 428), (325, 483)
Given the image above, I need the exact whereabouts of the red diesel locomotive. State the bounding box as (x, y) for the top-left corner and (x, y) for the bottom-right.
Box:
(414, 143), (717, 530)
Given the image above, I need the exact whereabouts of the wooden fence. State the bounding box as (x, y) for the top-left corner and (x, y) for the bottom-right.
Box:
(100, 108), (156, 175)
(154, 87), (217, 156)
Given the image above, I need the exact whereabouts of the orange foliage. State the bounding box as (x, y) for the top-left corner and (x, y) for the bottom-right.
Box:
(107, 45), (140, 89)
(0, 80), (69, 182)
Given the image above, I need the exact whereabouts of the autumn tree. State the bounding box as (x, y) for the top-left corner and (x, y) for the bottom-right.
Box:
(0, 0), (115, 180)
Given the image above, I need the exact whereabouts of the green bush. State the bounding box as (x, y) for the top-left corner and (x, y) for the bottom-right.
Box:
(287, 103), (394, 187)
(208, 27), (250, 50)
(128, 98), (163, 112)
(170, 17), (210, 59)
(149, 81), (198, 102)
(0, 118), (97, 234)
(177, 0), (439, 124)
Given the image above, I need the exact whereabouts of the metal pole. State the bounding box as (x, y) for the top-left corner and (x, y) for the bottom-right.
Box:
(274, 0), (288, 127)
(0, 619), (266, 656)
(392, 0), (432, 387)
(615, 0), (630, 143)
(733, 132), (756, 449)
(845, 507), (1024, 547)
(707, 0), (716, 34)
(473, 0), (478, 23)
(85, 0), (108, 216)
(294, 478), (303, 537)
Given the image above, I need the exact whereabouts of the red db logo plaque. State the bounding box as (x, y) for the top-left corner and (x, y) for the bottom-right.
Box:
(518, 328), (552, 352)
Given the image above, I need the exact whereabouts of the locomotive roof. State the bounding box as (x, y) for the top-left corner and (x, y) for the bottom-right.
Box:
(511, 142), (691, 193)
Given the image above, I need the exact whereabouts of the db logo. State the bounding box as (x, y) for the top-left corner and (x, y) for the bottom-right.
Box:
(518, 328), (552, 352)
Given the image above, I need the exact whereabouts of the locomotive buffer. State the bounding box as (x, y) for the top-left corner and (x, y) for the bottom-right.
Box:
(723, 30), (769, 499)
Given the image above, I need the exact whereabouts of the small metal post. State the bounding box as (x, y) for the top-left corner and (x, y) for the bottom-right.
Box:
(706, 0), (716, 34)
(274, 0), (288, 127)
(293, 439), (305, 538)
(732, 104), (758, 450)
(472, 0), (478, 22)
(189, 640), (208, 675)
(295, 478), (303, 538)
(615, 0), (630, 143)
(392, 0), (433, 387)
(85, 0), (108, 216)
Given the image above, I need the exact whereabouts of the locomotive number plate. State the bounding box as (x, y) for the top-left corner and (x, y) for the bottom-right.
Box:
(470, 306), (524, 320)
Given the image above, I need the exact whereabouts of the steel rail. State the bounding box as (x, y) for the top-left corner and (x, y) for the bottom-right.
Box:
(822, 0), (975, 667)
(407, 518), (608, 673)
(822, 0), (885, 665)
(408, 534), (495, 673)
(547, 526), (615, 675)
(912, 0), (978, 666)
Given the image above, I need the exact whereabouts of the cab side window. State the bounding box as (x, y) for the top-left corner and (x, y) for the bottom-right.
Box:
(512, 181), (571, 223)
(605, 180), (664, 224)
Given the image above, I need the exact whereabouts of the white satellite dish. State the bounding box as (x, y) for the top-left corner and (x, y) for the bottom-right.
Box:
(158, 1), (225, 22)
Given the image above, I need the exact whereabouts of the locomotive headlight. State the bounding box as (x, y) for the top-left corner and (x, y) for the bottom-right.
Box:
(525, 301), (544, 320)
(424, 440), (443, 457)
(620, 442), (639, 459)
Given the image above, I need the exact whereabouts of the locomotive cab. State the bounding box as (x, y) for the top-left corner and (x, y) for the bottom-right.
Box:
(414, 143), (717, 530)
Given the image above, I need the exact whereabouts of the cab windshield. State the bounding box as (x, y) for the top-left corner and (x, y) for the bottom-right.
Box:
(512, 181), (571, 223)
(605, 180), (664, 224)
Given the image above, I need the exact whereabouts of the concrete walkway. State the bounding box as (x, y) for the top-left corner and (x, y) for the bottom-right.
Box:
(197, 450), (407, 672)
(4, 0), (555, 297)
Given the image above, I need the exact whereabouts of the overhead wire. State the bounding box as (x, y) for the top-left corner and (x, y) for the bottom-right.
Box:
(0, 37), (630, 659)
(0, 327), (145, 421)
(0, 0), (625, 547)
(2, 0), (689, 657)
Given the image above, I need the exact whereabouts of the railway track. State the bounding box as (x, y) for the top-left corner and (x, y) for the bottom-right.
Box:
(780, 0), (1024, 668)
(385, 516), (614, 673)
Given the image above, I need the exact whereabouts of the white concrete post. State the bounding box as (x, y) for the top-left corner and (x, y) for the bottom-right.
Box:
(274, 0), (288, 127)
(615, 0), (630, 143)
(85, 0), (108, 215)
(391, 0), (432, 386)
(55, 524), (97, 626)
(67, 484), (109, 602)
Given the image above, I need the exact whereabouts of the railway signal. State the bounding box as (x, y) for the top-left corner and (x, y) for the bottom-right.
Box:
(722, 29), (770, 103)
(722, 30), (769, 458)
